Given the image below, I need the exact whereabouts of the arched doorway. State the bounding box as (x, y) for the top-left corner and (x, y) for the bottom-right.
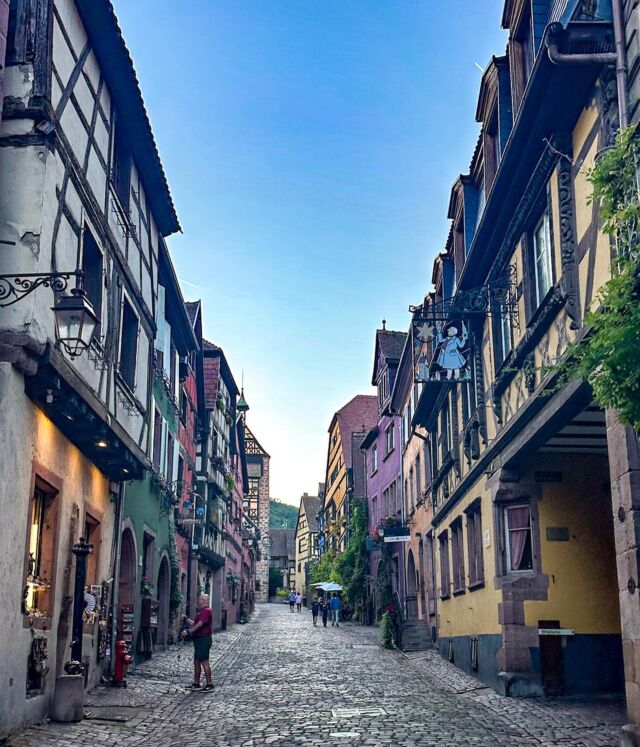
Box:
(119, 528), (136, 606)
(406, 549), (418, 619)
(157, 556), (170, 648)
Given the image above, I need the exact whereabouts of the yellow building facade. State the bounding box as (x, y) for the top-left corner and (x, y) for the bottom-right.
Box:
(410, 4), (626, 698)
(294, 494), (321, 598)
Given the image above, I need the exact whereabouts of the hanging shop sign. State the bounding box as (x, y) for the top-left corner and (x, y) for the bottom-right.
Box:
(410, 268), (518, 385)
(412, 318), (473, 384)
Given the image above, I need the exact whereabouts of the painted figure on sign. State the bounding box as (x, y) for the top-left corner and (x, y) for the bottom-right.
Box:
(436, 323), (468, 380)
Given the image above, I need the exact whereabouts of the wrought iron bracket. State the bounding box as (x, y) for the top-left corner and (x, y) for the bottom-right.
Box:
(409, 265), (519, 329)
(0, 271), (81, 308)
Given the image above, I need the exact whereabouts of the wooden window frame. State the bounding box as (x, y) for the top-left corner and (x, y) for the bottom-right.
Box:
(438, 530), (451, 600)
(451, 518), (466, 595)
(22, 464), (62, 630)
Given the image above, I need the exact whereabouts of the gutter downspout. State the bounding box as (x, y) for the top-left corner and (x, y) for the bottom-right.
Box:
(545, 22), (616, 65)
(545, 12), (628, 129)
(612, 0), (629, 128)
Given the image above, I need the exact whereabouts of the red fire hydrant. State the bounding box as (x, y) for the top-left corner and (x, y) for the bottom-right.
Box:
(113, 639), (132, 687)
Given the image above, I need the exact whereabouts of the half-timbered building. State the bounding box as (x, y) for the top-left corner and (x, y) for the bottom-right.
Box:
(411, 0), (626, 699)
(0, 0), (179, 733)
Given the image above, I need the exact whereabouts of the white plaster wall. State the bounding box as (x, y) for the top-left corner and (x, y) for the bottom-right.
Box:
(0, 363), (114, 736)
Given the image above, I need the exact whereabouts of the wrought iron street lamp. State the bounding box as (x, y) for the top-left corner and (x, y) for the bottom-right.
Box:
(0, 268), (98, 358)
(52, 284), (99, 358)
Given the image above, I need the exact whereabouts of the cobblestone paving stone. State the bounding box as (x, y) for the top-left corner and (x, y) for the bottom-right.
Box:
(7, 605), (626, 747)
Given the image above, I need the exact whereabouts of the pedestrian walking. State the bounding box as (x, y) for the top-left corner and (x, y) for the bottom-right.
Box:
(288, 590), (296, 612)
(311, 597), (320, 626)
(296, 592), (303, 612)
(330, 593), (342, 627)
(182, 593), (213, 691)
(321, 598), (329, 627)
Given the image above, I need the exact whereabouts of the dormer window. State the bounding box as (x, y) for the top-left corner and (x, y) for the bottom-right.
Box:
(511, 5), (534, 108)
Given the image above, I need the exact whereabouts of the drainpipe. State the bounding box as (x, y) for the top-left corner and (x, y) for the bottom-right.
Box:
(545, 22), (616, 66)
(612, 0), (629, 128)
(545, 11), (628, 129)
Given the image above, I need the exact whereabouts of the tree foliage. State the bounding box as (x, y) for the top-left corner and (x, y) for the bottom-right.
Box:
(309, 549), (339, 585)
(557, 127), (640, 427)
(269, 499), (299, 529)
(334, 500), (369, 617)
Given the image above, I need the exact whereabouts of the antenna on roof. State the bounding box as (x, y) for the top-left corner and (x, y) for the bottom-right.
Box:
(382, 318), (386, 330)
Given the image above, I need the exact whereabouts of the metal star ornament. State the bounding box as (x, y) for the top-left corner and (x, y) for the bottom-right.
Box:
(416, 322), (435, 342)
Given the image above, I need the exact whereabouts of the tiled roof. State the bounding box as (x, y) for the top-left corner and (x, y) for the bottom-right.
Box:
(300, 495), (321, 533)
(372, 329), (408, 384)
(334, 394), (378, 467)
(203, 356), (220, 408)
(76, 0), (179, 235)
(270, 528), (295, 559)
(185, 301), (200, 327)
(202, 338), (220, 352)
(378, 330), (407, 362)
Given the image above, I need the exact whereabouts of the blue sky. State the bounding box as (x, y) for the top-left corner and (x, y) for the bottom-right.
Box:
(114, 1), (507, 506)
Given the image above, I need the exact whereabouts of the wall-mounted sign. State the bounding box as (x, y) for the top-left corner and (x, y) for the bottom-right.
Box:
(384, 535), (412, 543)
(538, 628), (575, 636)
(413, 317), (473, 384)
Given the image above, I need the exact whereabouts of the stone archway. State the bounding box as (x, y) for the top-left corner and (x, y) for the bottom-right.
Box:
(119, 528), (137, 607)
(157, 554), (170, 648)
(406, 549), (418, 619)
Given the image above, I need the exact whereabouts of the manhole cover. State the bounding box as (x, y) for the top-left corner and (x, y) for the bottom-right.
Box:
(332, 706), (386, 718)
(84, 706), (143, 722)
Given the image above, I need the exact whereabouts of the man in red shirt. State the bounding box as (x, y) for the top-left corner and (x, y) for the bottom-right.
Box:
(183, 593), (213, 690)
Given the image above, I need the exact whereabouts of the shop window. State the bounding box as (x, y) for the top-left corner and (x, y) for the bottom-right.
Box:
(465, 504), (484, 587)
(532, 209), (553, 308)
(118, 299), (138, 391)
(451, 519), (465, 594)
(438, 531), (451, 600)
(84, 513), (101, 587)
(81, 229), (103, 331)
(23, 479), (59, 620)
(504, 505), (533, 572)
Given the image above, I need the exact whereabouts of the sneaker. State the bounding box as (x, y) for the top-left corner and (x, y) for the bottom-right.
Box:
(203, 683), (214, 691)
(186, 683), (202, 690)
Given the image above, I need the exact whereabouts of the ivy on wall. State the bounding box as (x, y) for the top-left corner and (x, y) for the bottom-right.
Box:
(168, 524), (182, 622)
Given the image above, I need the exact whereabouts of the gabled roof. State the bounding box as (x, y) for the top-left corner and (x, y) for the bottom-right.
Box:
(270, 528), (295, 559)
(75, 0), (179, 235)
(371, 329), (408, 385)
(298, 495), (321, 534)
(329, 395), (378, 467)
(244, 424), (270, 458)
(202, 339), (239, 405)
(185, 301), (201, 327)
(389, 329), (413, 415)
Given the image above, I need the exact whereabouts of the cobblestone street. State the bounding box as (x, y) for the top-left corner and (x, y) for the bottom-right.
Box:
(6, 605), (627, 747)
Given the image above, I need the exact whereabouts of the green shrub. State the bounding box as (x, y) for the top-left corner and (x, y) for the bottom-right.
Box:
(380, 612), (393, 648)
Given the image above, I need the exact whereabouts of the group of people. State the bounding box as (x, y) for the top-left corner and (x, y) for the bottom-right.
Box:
(288, 589), (342, 626)
(310, 594), (342, 627)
